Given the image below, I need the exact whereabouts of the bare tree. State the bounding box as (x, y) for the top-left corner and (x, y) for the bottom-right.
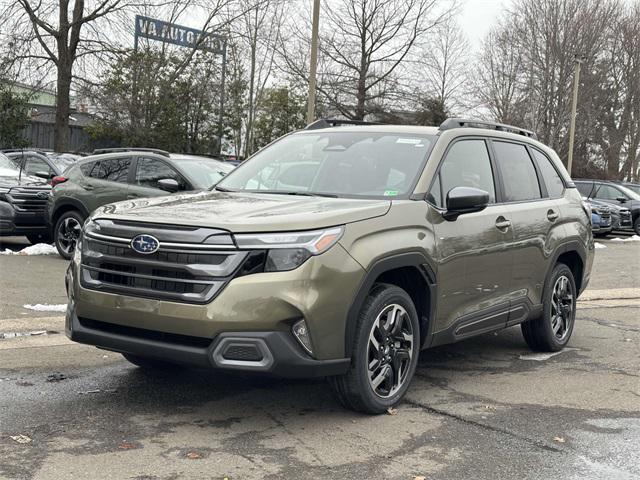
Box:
(420, 17), (469, 114)
(282, 0), (456, 120)
(0, 0), (129, 151)
(232, 0), (285, 157)
(474, 0), (632, 178)
(0, 0), (237, 152)
(474, 25), (527, 125)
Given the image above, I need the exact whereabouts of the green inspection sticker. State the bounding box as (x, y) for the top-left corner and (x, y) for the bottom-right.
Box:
(383, 190), (399, 196)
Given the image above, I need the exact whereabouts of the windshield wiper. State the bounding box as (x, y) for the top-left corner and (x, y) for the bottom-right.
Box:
(252, 190), (338, 198)
(213, 185), (236, 192)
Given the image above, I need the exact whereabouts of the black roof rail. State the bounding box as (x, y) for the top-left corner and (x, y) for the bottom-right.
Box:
(92, 147), (171, 157)
(304, 118), (383, 130)
(1, 148), (47, 153)
(439, 118), (538, 140)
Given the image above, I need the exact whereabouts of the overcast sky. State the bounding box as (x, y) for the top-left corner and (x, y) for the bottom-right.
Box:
(459, 0), (512, 48)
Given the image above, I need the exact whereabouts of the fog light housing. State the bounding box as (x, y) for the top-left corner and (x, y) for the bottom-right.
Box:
(292, 319), (313, 355)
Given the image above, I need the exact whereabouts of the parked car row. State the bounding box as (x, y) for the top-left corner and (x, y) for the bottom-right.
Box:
(0, 148), (235, 253)
(576, 179), (640, 236)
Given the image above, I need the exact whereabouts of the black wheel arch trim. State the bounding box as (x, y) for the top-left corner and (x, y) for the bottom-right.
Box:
(53, 199), (90, 224)
(344, 252), (437, 358)
(545, 240), (588, 295)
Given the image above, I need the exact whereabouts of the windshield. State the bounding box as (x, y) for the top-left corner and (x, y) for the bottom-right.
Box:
(0, 153), (19, 173)
(618, 184), (640, 201)
(216, 131), (436, 199)
(622, 184), (640, 197)
(177, 159), (235, 189)
(49, 156), (75, 172)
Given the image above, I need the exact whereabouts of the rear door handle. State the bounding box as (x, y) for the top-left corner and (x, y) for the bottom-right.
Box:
(127, 194), (140, 199)
(495, 217), (511, 230)
(83, 184), (95, 191)
(547, 210), (559, 221)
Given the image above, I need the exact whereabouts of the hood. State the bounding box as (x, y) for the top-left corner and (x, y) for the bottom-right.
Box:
(92, 191), (391, 232)
(589, 198), (637, 212)
(0, 170), (47, 188)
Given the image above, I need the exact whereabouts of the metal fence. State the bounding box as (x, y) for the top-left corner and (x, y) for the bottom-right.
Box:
(22, 122), (90, 153)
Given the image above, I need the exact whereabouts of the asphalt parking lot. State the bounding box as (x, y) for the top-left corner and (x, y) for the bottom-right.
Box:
(0, 235), (639, 480)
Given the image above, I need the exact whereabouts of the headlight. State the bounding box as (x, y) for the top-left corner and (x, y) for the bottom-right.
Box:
(0, 187), (10, 201)
(581, 200), (592, 217)
(235, 226), (344, 272)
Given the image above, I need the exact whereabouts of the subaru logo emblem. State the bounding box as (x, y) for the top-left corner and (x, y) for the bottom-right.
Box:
(131, 234), (160, 254)
(36, 191), (49, 199)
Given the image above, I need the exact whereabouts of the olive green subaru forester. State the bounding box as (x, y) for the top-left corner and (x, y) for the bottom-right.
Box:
(65, 119), (594, 413)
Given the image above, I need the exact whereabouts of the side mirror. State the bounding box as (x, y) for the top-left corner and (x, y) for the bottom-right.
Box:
(157, 178), (180, 193)
(443, 186), (490, 220)
(616, 196), (627, 203)
(34, 171), (54, 180)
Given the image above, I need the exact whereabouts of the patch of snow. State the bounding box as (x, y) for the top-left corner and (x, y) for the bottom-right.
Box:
(594, 242), (606, 249)
(23, 304), (67, 312)
(519, 348), (578, 361)
(609, 235), (640, 242)
(1, 244), (58, 256)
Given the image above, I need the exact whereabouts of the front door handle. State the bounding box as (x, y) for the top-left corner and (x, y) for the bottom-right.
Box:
(547, 210), (559, 221)
(127, 194), (140, 199)
(495, 217), (511, 230)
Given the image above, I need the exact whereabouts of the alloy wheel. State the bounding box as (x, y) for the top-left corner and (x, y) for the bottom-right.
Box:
(57, 217), (81, 256)
(550, 275), (574, 341)
(367, 304), (415, 398)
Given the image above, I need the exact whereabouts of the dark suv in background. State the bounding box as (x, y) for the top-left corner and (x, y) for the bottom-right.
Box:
(575, 179), (640, 235)
(0, 152), (51, 243)
(48, 148), (234, 259)
(2, 150), (77, 182)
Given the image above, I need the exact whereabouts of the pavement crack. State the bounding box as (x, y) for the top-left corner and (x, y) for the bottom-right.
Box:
(404, 399), (565, 454)
(581, 318), (640, 333)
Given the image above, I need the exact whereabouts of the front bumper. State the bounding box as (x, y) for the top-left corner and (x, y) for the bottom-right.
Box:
(0, 201), (49, 236)
(66, 304), (350, 377)
(66, 240), (363, 373)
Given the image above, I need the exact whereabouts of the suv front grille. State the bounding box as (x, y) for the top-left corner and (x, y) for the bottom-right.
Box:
(620, 210), (632, 226)
(7, 186), (50, 212)
(81, 220), (247, 303)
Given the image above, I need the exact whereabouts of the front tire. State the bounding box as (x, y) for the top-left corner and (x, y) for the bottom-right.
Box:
(330, 283), (420, 414)
(634, 217), (640, 236)
(54, 210), (84, 260)
(521, 263), (577, 352)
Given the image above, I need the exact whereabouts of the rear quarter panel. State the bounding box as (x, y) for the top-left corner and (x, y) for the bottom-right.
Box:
(555, 187), (594, 293)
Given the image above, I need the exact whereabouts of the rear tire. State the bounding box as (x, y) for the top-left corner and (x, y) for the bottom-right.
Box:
(54, 210), (84, 260)
(330, 283), (420, 414)
(521, 263), (576, 352)
(634, 217), (640, 236)
(122, 353), (181, 370)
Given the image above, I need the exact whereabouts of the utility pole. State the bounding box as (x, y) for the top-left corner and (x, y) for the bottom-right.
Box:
(567, 56), (583, 176)
(307, 0), (320, 124)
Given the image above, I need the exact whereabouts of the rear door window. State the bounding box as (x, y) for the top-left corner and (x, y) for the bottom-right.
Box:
(87, 158), (131, 183)
(135, 157), (188, 190)
(531, 149), (564, 198)
(493, 141), (541, 202)
(429, 139), (496, 208)
(575, 182), (593, 197)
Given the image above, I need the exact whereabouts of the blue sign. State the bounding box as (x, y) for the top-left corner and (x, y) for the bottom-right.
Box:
(135, 15), (225, 54)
